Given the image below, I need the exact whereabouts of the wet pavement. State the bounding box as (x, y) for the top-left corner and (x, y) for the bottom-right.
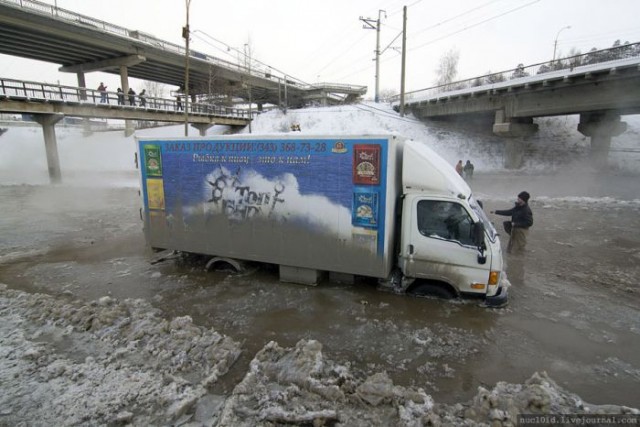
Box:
(1, 170), (639, 408)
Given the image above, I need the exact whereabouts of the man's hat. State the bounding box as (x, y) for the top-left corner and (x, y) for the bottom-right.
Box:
(518, 191), (530, 202)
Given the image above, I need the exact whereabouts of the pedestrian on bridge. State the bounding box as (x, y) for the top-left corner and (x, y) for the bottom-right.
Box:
(128, 88), (136, 106)
(139, 89), (147, 107)
(98, 82), (107, 103)
(117, 88), (125, 105)
(455, 160), (464, 176)
(176, 96), (183, 111)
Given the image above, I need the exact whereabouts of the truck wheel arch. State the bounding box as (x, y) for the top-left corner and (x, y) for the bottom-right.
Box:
(205, 257), (245, 273)
(407, 280), (458, 300)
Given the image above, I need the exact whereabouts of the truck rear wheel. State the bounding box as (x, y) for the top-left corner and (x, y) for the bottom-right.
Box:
(408, 282), (456, 300)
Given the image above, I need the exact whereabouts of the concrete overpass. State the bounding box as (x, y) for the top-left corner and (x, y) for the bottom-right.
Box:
(0, 0), (367, 108)
(394, 43), (640, 168)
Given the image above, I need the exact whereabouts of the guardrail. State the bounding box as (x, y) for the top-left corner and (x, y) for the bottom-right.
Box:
(311, 82), (368, 94)
(0, 77), (255, 120)
(392, 42), (640, 104)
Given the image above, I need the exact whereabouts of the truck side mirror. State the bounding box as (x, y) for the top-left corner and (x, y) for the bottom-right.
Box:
(473, 222), (487, 265)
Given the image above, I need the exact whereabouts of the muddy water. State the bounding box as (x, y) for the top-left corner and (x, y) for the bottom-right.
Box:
(1, 171), (639, 407)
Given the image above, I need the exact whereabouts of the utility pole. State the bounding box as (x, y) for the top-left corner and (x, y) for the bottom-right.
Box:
(360, 10), (385, 103)
(399, 6), (407, 117)
(244, 43), (252, 133)
(183, 0), (192, 136)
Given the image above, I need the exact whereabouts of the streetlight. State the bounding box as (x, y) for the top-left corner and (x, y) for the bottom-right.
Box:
(183, 0), (192, 136)
(552, 25), (571, 63)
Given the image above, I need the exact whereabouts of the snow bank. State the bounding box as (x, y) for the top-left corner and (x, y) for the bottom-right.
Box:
(0, 284), (241, 426)
(217, 339), (638, 426)
(245, 104), (640, 175)
(1, 284), (637, 426)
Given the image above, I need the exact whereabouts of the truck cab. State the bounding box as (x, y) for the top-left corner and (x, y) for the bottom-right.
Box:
(394, 141), (506, 306)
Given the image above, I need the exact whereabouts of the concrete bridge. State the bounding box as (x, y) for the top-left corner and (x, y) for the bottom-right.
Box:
(394, 43), (640, 168)
(0, 0), (369, 184)
(0, 77), (253, 183)
(0, 0), (366, 108)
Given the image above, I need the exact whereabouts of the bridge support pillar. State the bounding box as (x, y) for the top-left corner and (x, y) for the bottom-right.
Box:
(118, 66), (135, 136)
(578, 112), (627, 169)
(493, 111), (538, 169)
(76, 72), (87, 100)
(193, 124), (213, 136)
(34, 114), (64, 184)
(503, 139), (526, 169)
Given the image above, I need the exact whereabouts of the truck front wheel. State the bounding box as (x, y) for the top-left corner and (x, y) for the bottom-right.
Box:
(408, 282), (456, 300)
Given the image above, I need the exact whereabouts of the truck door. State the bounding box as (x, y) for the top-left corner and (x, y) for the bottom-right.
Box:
(400, 196), (490, 293)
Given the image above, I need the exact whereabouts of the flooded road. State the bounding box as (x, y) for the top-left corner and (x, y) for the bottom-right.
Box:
(1, 170), (639, 408)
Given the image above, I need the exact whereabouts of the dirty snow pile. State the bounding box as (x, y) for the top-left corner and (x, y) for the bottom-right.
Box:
(216, 339), (639, 426)
(0, 284), (241, 426)
(2, 285), (638, 426)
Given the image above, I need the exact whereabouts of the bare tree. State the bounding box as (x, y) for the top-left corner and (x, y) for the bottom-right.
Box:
(378, 88), (397, 103)
(435, 48), (460, 89)
(144, 81), (166, 99)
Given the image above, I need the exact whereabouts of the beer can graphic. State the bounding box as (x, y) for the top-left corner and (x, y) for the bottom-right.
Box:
(352, 189), (379, 228)
(146, 178), (165, 210)
(353, 144), (380, 185)
(144, 144), (163, 177)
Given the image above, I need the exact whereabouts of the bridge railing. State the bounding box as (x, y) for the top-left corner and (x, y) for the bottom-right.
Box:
(391, 42), (640, 104)
(310, 82), (368, 94)
(0, 77), (254, 120)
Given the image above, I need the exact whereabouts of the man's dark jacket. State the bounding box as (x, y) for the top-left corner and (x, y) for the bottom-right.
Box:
(495, 203), (533, 229)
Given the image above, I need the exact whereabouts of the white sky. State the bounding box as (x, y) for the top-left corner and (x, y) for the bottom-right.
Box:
(1, 0), (640, 98)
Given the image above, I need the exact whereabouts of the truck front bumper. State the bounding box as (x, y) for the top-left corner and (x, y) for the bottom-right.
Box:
(484, 284), (508, 308)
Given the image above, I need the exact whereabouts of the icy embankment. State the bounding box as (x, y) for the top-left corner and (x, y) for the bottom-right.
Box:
(0, 284), (241, 426)
(1, 285), (637, 426)
(218, 340), (639, 426)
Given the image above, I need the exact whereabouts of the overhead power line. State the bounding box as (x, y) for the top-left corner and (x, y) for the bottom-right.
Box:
(408, 0), (504, 38)
(409, 0), (541, 53)
(332, 0), (540, 84)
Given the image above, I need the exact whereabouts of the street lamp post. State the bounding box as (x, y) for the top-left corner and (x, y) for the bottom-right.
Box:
(552, 25), (571, 63)
(183, 0), (192, 136)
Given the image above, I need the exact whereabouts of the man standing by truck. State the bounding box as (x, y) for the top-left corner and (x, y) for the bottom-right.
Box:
(492, 191), (533, 254)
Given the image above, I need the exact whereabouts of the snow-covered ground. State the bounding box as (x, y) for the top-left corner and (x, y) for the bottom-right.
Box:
(1, 104), (639, 425)
(1, 283), (638, 426)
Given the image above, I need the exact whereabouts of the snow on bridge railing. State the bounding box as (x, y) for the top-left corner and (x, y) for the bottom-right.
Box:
(310, 82), (368, 94)
(391, 42), (640, 105)
(3, 0), (129, 36)
(0, 77), (254, 120)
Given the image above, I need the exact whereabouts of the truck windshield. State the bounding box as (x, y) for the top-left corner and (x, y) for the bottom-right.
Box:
(469, 197), (498, 242)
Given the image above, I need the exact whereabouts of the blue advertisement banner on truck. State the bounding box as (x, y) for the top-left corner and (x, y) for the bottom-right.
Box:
(139, 137), (389, 260)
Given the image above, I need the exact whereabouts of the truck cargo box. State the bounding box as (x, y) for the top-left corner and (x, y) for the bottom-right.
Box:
(137, 135), (403, 279)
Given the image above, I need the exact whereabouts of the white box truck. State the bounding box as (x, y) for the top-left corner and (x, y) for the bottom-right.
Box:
(136, 135), (507, 306)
